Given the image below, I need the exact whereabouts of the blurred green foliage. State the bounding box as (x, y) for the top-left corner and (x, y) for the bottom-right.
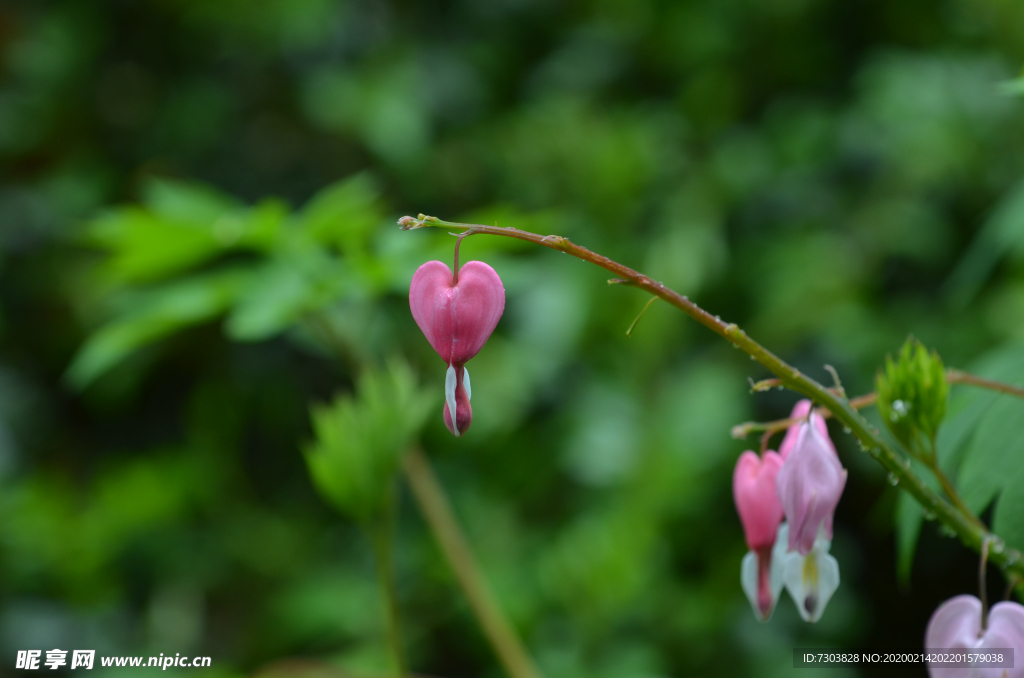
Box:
(3, 1), (1024, 677)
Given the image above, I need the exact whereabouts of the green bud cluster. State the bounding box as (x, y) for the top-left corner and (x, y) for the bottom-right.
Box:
(876, 338), (948, 461)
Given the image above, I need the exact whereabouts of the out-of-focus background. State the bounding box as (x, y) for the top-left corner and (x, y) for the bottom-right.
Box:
(2, 1), (1024, 676)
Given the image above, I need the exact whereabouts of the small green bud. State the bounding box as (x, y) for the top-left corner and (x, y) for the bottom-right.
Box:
(303, 359), (433, 524)
(875, 338), (948, 461)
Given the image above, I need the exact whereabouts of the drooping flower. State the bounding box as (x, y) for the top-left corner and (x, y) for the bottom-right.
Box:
(409, 260), (505, 437)
(775, 412), (846, 555)
(779, 400), (835, 460)
(925, 595), (1024, 678)
(733, 450), (786, 620)
(777, 523), (840, 623)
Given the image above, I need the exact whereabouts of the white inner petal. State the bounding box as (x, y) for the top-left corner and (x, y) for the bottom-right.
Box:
(740, 547), (785, 622)
(463, 367), (471, 401)
(445, 364), (460, 436)
(740, 551), (761, 619)
(783, 540), (840, 623)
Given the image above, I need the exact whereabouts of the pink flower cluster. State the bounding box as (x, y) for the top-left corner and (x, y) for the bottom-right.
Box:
(735, 401), (1024, 677)
(733, 400), (846, 622)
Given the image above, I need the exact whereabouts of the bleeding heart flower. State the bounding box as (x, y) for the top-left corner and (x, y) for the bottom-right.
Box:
(409, 260), (505, 437)
(776, 412), (847, 555)
(925, 595), (1024, 678)
(734, 450), (786, 620)
(779, 400), (836, 460)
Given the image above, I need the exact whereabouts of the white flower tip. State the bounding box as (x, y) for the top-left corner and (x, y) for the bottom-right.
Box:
(463, 366), (471, 401)
(783, 543), (840, 623)
(445, 364), (460, 435)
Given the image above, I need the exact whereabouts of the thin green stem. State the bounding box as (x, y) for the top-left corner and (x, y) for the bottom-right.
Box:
(399, 214), (1024, 584)
(368, 500), (406, 678)
(401, 447), (543, 678)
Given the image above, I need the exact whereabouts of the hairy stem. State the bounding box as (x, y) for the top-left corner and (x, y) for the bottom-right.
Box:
(402, 447), (543, 678)
(399, 214), (1024, 583)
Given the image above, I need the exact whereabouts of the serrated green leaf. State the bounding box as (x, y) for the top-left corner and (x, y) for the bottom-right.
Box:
(142, 178), (239, 224)
(224, 249), (351, 342)
(303, 360), (434, 522)
(300, 173), (381, 254)
(90, 207), (225, 283)
(66, 269), (251, 389)
(88, 181), (287, 284)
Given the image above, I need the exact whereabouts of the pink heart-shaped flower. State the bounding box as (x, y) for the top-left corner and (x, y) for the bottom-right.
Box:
(734, 450), (785, 553)
(925, 594), (1024, 677)
(409, 260), (505, 436)
(733, 450), (785, 620)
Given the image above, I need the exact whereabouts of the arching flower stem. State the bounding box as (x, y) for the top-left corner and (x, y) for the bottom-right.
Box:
(399, 213), (1024, 587)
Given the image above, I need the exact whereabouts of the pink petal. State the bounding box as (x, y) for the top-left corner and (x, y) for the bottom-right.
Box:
(409, 260), (505, 366)
(776, 414), (846, 555)
(779, 400), (836, 460)
(926, 595), (982, 650)
(925, 596), (1024, 678)
(733, 450), (785, 552)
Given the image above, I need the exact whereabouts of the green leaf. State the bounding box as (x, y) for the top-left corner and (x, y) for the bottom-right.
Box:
(300, 173), (381, 255)
(66, 269), (251, 389)
(897, 342), (1024, 578)
(894, 457), (941, 585)
(88, 180), (287, 283)
(993, 464), (1024, 553)
(956, 395), (1024, 515)
(90, 206), (225, 283)
(895, 491), (923, 585)
(224, 248), (352, 342)
(945, 179), (1024, 308)
(303, 360), (433, 523)
(142, 178), (238, 224)
(949, 343), (1024, 515)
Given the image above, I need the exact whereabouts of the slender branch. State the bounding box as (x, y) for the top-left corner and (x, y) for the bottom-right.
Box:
(399, 214), (1024, 583)
(401, 447), (543, 678)
(947, 369), (1024, 399)
(731, 393), (877, 439)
